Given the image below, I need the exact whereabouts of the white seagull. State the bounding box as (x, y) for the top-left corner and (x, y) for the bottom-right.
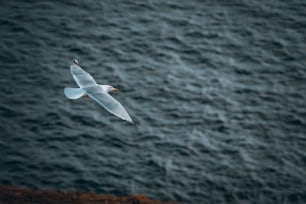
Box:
(64, 59), (134, 124)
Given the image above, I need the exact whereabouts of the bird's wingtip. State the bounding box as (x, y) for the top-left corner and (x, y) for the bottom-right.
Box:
(72, 58), (79, 65)
(127, 119), (138, 126)
(132, 121), (139, 126)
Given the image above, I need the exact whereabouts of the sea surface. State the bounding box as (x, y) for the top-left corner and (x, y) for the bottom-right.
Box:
(0, 1), (306, 203)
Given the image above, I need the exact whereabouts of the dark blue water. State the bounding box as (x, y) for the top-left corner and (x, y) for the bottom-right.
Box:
(0, 1), (306, 203)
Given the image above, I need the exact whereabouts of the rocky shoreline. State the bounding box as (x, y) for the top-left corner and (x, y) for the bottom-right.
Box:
(0, 184), (179, 204)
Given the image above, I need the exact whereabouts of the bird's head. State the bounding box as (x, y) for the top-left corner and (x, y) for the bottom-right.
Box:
(72, 59), (79, 65)
(105, 85), (119, 93)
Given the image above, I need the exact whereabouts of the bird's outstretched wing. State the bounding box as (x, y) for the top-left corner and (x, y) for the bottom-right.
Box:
(85, 86), (134, 124)
(70, 64), (97, 88)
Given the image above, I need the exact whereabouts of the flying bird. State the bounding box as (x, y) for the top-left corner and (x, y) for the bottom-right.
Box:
(64, 59), (134, 124)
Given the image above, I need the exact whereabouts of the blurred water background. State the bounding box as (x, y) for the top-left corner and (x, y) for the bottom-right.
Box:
(0, 1), (306, 203)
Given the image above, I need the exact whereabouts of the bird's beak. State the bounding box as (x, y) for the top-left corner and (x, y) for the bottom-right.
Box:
(113, 88), (119, 93)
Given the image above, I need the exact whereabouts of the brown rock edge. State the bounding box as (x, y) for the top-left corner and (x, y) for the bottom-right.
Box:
(0, 184), (181, 204)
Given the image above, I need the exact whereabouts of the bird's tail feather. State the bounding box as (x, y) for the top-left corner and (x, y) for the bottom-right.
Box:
(64, 88), (86, 99)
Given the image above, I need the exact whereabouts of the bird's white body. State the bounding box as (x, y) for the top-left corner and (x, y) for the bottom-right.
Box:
(64, 60), (134, 124)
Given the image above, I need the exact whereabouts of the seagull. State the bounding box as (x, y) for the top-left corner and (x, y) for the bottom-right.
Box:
(64, 59), (134, 124)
